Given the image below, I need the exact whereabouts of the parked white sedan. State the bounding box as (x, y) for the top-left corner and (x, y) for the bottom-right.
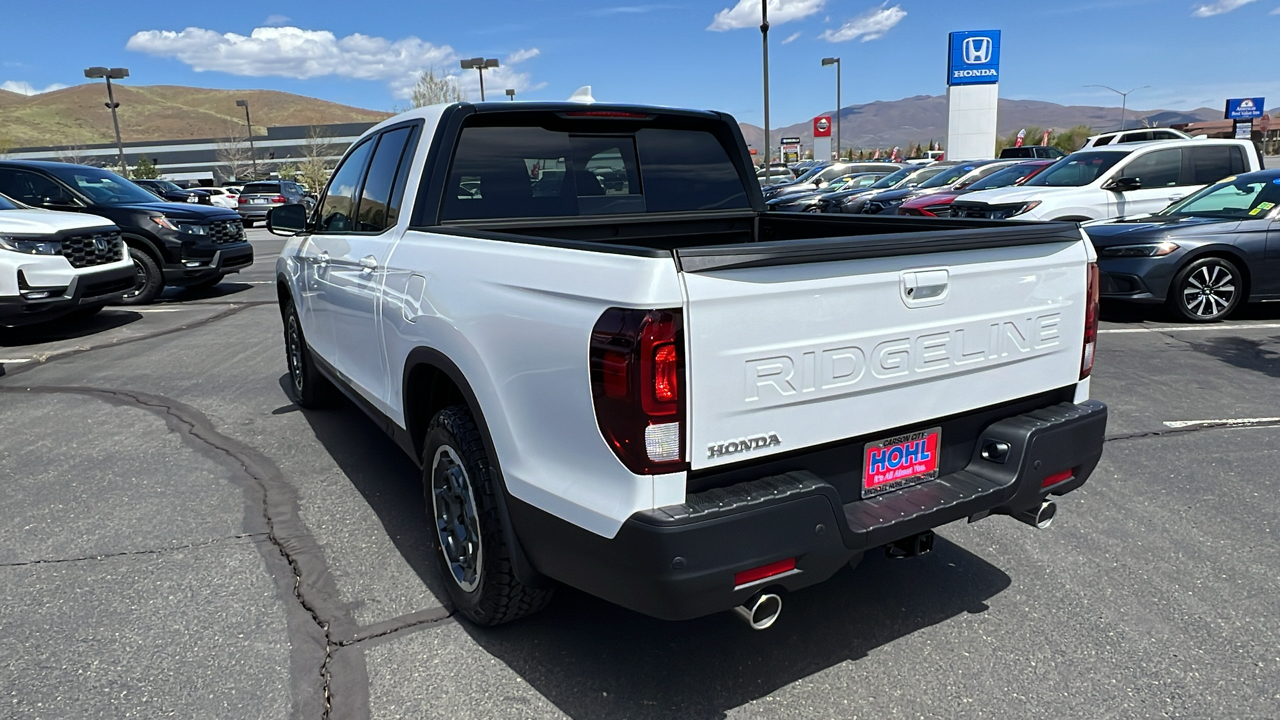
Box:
(202, 187), (240, 210)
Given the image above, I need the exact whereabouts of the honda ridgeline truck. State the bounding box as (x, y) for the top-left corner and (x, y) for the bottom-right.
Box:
(270, 101), (1108, 629)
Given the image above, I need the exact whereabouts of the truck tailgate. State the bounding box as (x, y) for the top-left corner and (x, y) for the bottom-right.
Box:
(677, 231), (1089, 470)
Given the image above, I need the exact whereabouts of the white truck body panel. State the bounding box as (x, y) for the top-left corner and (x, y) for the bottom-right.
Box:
(0, 208), (129, 298)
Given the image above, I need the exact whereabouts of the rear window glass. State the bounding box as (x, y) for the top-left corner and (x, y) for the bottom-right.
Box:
(441, 120), (749, 221)
(241, 182), (280, 194)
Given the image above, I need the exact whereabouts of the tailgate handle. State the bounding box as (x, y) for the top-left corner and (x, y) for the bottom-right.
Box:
(902, 269), (949, 307)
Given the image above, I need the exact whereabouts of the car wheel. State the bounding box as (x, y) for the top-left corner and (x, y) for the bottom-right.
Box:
(118, 247), (162, 306)
(187, 274), (226, 292)
(282, 300), (333, 408)
(424, 405), (553, 626)
(1168, 256), (1242, 323)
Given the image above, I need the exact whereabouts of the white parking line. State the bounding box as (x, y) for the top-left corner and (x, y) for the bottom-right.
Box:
(1100, 323), (1280, 335)
(127, 308), (196, 313)
(0, 358), (32, 364)
(1163, 417), (1280, 429)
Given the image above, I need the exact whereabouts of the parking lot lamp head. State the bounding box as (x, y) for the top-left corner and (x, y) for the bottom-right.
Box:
(83, 66), (130, 177)
(505, 88), (516, 101)
(1084, 84), (1151, 132)
(459, 58), (499, 101)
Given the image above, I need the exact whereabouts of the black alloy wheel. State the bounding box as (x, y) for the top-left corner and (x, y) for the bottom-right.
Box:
(1169, 256), (1242, 323)
(282, 300), (331, 408)
(119, 247), (162, 305)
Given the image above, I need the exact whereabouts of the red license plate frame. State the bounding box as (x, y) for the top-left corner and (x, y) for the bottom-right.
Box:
(861, 427), (942, 498)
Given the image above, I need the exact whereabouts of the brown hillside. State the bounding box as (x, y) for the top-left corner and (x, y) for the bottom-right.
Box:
(0, 84), (392, 148)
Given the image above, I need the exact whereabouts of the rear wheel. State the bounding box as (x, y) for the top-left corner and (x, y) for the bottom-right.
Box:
(1168, 256), (1242, 323)
(424, 405), (553, 626)
(282, 300), (332, 408)
(118, 247), (162, 306)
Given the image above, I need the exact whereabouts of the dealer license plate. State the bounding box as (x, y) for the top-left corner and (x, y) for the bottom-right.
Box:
(861, 427), (941, 498)
(251, 198), (267, 204)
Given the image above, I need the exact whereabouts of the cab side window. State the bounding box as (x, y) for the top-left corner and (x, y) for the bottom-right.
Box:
(317, 140), (374, 232)
(1120, 148), (1182, 188)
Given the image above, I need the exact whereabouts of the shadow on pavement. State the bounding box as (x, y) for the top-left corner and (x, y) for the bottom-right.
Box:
(0, 310), (142, 347)
(161, 282), (257, 303)
(285, 375), (451, 604)
(1102, 299), (1280, 325)
(1182, 334), (1280, 379)
(462, 539), (1009, 720)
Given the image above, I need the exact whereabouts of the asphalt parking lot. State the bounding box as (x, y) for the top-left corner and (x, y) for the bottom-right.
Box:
(2, 229), (1279, 719)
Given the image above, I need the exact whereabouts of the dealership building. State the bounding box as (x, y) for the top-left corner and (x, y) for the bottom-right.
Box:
(0, 122), (376, 185)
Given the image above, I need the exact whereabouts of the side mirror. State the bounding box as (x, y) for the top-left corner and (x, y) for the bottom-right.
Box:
(267, 203), (309, 236)
(41, 196), (79, 210)
(1105, 177), (1142, 192)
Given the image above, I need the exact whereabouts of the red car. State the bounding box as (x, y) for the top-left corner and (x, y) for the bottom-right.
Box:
(898, 159), (1055, 217)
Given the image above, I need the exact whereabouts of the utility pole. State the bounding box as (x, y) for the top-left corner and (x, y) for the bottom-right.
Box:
(761, 2), (770, 165)
(235, 99), (258, 178)
(83, 67), (130, 176)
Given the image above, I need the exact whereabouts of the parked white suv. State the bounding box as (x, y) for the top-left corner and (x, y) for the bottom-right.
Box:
(951, 139), (1260, 223)
(1081, 128), (1191, 148)
(0, 192), (134, 326)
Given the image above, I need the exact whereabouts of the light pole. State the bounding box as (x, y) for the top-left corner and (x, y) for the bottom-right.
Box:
(1084, 84), (1150, 132)
(235, 99), (258, 179)
(822, 57), (841, 159)
(761, 3), (771, 165)
(83, 67), (129, 176)
(505, 88), (515, 101)
(460, 58), (500, 101)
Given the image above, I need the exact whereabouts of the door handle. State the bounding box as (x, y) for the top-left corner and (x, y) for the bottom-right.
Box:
(359, 255), (378, 273)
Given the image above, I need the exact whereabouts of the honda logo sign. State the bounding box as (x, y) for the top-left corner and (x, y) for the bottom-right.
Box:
(948, 30), (1000, 86)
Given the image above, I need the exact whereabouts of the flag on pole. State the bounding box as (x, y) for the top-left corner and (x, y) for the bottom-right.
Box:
(873, 148), (881, 160)
(1014, 129), (1027, 148)
(1042, 129), (1052, 145)
(890, 146), (900, 162)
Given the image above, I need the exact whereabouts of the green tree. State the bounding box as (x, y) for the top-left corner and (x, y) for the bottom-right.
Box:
(132, 156), (159, 179)
(1051, 125), (1093, 153)
(410, 69), (465, 108)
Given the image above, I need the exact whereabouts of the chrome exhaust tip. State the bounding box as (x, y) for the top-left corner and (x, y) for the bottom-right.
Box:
(1015, 500), (1057, 529)
(733, 593), (782, 630)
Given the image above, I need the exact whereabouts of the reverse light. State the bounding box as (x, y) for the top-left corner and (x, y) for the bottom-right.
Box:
(590, 307), (687, 474)
(1081, 262), (1099, 380)
(1098, 241), (1179, 258)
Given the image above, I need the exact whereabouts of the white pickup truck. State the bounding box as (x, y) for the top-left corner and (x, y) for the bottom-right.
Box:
(271, 101), (1108, 629)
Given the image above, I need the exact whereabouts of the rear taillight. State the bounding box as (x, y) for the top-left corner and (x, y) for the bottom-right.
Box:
(590, 307), (687, 474)
(272, 195), (288, 204)
(1081, 262), (1099, 379)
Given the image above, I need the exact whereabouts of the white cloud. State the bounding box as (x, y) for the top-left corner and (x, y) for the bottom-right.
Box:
(819, 4), (906, 42)
(505, 48), (540, 64)
(1270, 3), (1279, 11)
(264, 14), (291, 26)
(781, 31), (802, 44)
(708, 0), (827, 31)
(126, 25), (542, 99)
(1191, 0), (1258, 16)
(1, 80), (67, 95)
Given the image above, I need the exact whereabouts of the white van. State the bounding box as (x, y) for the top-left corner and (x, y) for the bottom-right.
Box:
(950, 139), (1259, 222)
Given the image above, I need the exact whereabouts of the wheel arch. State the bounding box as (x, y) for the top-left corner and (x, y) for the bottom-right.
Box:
(1176, 246), (1253, 300)
(121, 233), (164, 267)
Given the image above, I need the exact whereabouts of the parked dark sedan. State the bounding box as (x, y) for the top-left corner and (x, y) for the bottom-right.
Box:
(1086, 169), (1280, 322)
(762, 162), (903, 200)
(765, 172), (889, 212)
(133, 178), (212, 204)
(816, 165), (936, 213)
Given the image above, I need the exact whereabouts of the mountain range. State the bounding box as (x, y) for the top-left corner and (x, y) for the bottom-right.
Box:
(738, 95), (1279, 151)
(0, 84), (391, 150)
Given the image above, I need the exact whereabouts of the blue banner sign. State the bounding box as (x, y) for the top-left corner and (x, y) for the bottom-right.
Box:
(1225, 98), (1265, 120)
(948, 30), (1001, 86)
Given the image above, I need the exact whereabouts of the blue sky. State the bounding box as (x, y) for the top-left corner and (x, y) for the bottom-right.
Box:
(2, 0), (1278, 126)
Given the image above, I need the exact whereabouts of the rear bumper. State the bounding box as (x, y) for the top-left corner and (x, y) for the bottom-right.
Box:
(510, 399), (1107, 621)
(0, 263), (135, 326)
(162, 244), (254, 285)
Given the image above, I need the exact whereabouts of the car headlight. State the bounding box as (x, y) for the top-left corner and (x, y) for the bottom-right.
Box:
(1098, 241), (1180, 258)
(0, 234), (61, 255)
(149, 216), (208, 235)
(1007, 201), (1042, 217)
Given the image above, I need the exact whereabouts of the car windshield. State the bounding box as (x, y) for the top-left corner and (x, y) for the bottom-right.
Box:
(918, 164), (979, 189)
(0, 193), (20, 211)
(901, 166), (947, 187)
(44, 165), (162, 205)
(1158, 176), (1280, 219)
(1023, 151), (1128, 187)
(965, 162), (1045, 191)
(870, 167), (916, 189)
(153, 180), (183, 192)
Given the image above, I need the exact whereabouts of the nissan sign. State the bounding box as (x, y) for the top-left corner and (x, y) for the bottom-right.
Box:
(813, 116), (832, 138)
(948, 30), (1001, 86)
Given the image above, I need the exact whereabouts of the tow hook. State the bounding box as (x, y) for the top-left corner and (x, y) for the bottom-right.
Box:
(886, 530), (935, 559)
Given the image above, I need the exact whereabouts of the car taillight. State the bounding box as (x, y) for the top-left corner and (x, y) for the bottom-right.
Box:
(237, 196), (248, 204)
(590, 307), (687, 474)
(272, 195), (288, 204)
(1081, 262), (1099, 379)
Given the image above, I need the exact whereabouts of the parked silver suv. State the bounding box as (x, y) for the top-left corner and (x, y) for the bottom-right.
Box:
(236, 180), (314, 227)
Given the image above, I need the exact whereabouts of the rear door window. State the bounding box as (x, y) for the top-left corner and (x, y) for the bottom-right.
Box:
(1186, 146), (1244, 185)
(1119, 148), (1182, 188)
(355, 126), (415, 232)
(441, 120), (749, 221)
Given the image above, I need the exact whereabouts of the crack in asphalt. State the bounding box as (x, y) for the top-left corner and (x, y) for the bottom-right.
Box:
(338, 606), (456, 648)
(0, 301), (272, 378)
(1106, 419), (1280, 443)
(0, 532), (271, 567)
(0, 384), (366, 720)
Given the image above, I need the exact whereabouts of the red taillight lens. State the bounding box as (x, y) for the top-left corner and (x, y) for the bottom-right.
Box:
(237, 196), (247, 204)
(590, 308), (686, 474)
(734, 558), (796, 587)
(1042, 469), (1074, 488)
(1081, 262), (1099, 379)
(272, 195), (288, 204)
